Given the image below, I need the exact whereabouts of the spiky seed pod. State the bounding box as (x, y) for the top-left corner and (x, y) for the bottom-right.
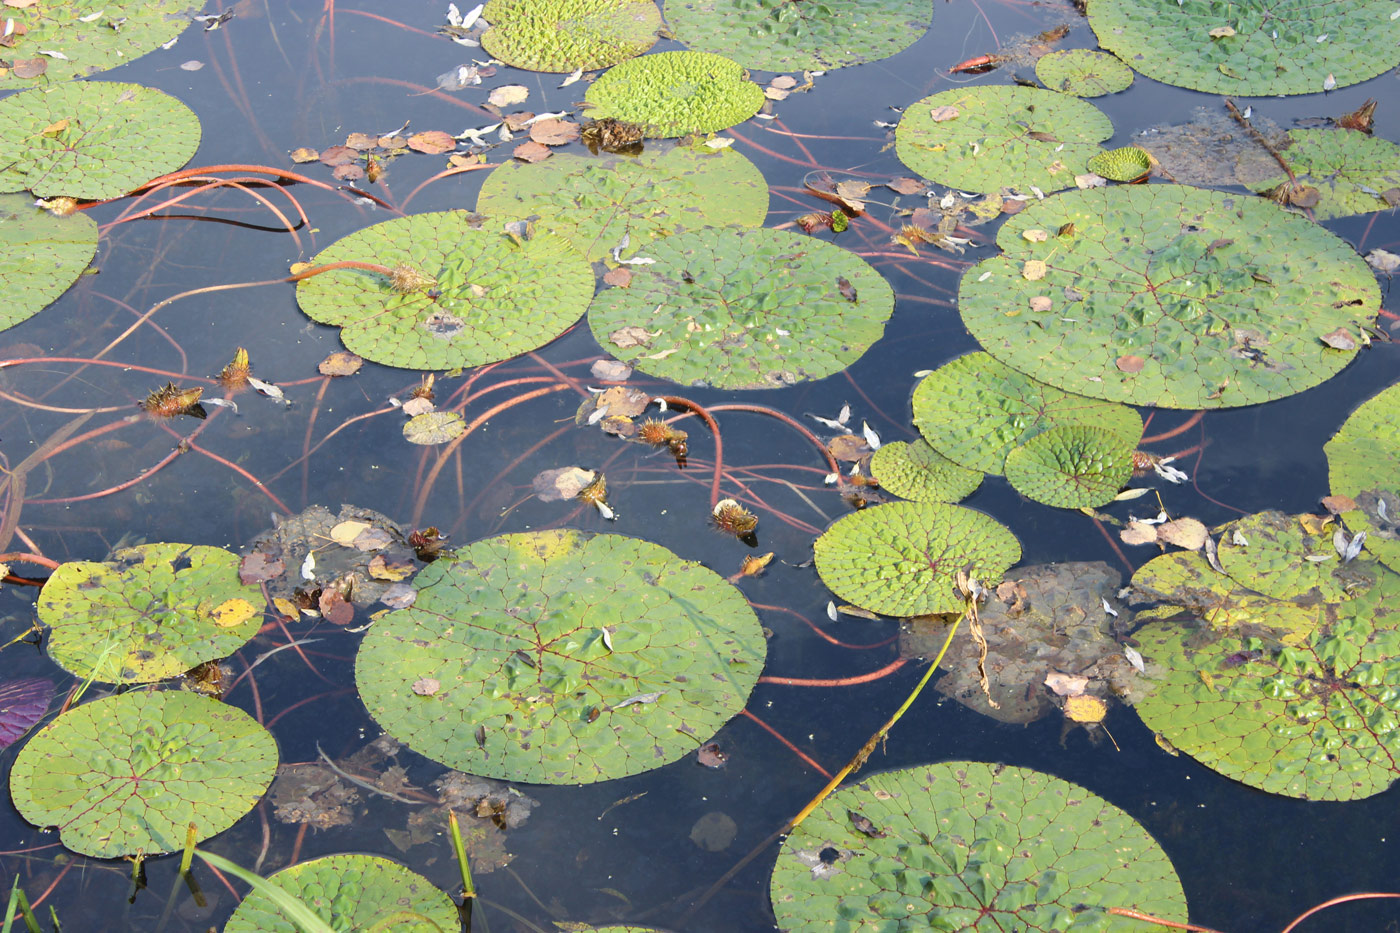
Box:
(36, 197), (80, 217)
(140, 382), (205, 419)
(1130, 450), (1160, 474)
(411, 373), (436, 401)
(388, 263), (436, 294)
(578, 474), (616, 520)
(712, 498), (758, 546)
(218, 347), (252, 391)
(638, 419), (689, 467)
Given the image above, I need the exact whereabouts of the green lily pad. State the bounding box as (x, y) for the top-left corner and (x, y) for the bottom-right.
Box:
(8, 690), (277, 858)
(1133, 566), (1400, 800)
(403, 410), (467, 445)
(869, 440), (982, 504)
(1216, 511), (1370, 603)
(665, 0), (931, 72)
(1089, 0), (1400, 96)
(1004, 425), (1134, 509)
(480, 0), (661, 72)
(0, 82), (201, 200)
(295, 213), (594, 370)
(894, 86), (1111, 195)
(1325, 381), (1400, 573)
(587, 226), (893, 389)
(225, 854), (458, 933)
(475, 145), (767, 262)
(583, 51), (764, 138)
(769, 761), (1186, 930)
(1252, 129), (1400, 221)
(37, 543), (263, 685)
(0, 193), (97, 333)
(1086, 146), (1153, 182)
(1034, 49), (1134, 97)
(960, 185), (1379, 408)
(355, 530), (765, 784)
(0, 1), (197, 87)
(911, 352), (1143, 475)
(814, 501), (1020, 617)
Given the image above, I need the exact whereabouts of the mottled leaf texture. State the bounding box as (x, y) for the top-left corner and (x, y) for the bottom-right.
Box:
(480, 0), (660, 72)
(583, 51), (764, 138)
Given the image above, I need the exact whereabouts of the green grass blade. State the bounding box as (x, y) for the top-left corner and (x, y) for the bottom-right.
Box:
(193, 851), (337, 933)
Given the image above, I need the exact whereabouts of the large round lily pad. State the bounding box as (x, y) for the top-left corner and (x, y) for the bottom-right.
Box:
(355, 530), (765, 784)
(480, 0), (661, 72)
(869, 440), (982, 504)
(1034, 49), (1134, 97)
(1004, 424), (1134, 509)
(665, 0), (931, 72)
(295, 214), (594, 370)
(583, 51), (764, 138)
(1252, 129), (1400, 222)
(1215, 510), (1370, 603)
(911, 352), (1142, 475)
(960, 185), (1379, 408)
(0, 193), (98, 333)
(37, 543), (263, 685)
(895, 86), (1111, 195)
(1325, 381), (1400, 573)
(8, 690), (277, 858)
(587, 226), (893, 389)
(1089, 0), (1400, 96)
(0, 1), (197, 87)
(769, 761), (1186, 930)
(475, 145), (768, 262)
(0, 82), (201, 200)
(225, 854), (458, 933)
(814, 501), (1020, 617)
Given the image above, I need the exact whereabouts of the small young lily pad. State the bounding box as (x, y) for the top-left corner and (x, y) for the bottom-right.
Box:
(480, 0), (661, 72)
(583, 51), (764, 138)
(1252, 129), (1400, 221)
(1003, 425), (1134, 508)
(38, 543), (263, 685)
(770, 761), (1186, 930)
(0, 193), (98, 333)
(1086, 146), (1153, 182)
(587, 227), (893, 389)
(1325, 381), (1400, 573)
(0, 1), (196, 87)
(869, 440), (982, 503)
(8, 690), (277, 858)
(1034, 49), (1134, 97)
(0, 82), (201, 200)
(224, 854), (458, 933)
(895, 86), (1112, 195)
(814, 501), (1020, 617)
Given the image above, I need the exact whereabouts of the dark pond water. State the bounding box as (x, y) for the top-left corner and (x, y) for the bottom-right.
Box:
(1, 1), (1398, 930)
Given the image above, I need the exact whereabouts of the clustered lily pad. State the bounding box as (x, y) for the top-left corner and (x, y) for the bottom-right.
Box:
(869, 440), (982, 504)
(1003, 424), (1135, 508)
(1325, 381), (1400, 573)
(1252, 129), (1400, 221)
(479, 0), (661, 72)
(0, 193), (98, 333)
(769, 761), (1186, 930)
(1034, 49), (1134, 97)
(583, 51), (765, 138)
(960, 185), (1379, 408)
(0, 1), (196, 86)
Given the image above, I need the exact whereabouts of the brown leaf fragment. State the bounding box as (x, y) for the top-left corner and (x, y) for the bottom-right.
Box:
(380, 583), (417, 609)
(1120, 521), (1159, 546)
(408, 130), (456, 154)
(332, 163), (366, 181)
(318, 145), (357, 166)
(1321, 494), (1357, 514)
(1063, 695), (1106, 723)
(319, 588), (355, 626)
(532, 467), (597, 502)
(1319, 328), (1357, 351)
(1044, 672), (1089, 697)
(847, 810), (886, 838)
(412, 677), (440, 696)
(1157, 517), (1208, 550)
(886, 177), (926, 195)
(739, 552), (774, 577)
(290, 147), (320, 163)
(590, 359), (632, 381)
(1203, 533), (1225, 572)
(1116, 354), (1146, 373)
(836, 276), (858, 302)
(696, 742), (728, 768)
(503, 111), (535, 131)
(345, 132), (379, 150)
(770, 75), (799, 90)
(929, 105), (959, 122)
(239, 551), (285, 584)
(512, 141), (552, 163)
(318, 351), (363, 376)
(12, 58), (47, 78)
(529, 118), (581, 146)
(368, 554), (415, 581)
(827, 434), (872, 461)
(608, 326), (656, 349)
(602, 267), (633, 288)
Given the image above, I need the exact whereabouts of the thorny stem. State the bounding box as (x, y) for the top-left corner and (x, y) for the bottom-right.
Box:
(1224, 99), (1296, 183)
(708, 403), (840, 478)
(0, 552), (60, 570)
(758, 657), (909, 687)
(1277, 893), (1400, 933)
(655, 396), (725, 506)
(1106, 907), (1224, 932)
(739, 710), (833, 779)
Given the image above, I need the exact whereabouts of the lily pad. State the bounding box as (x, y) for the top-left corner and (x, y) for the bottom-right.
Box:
(8, 690), (277, 858)
(1089, 0), (1400, 96)
(403, 410), (467, 445)
(0, 82), (201, 200)
(869, 440), (982, 503)
(480, 0), (661, 72)
(1034, 49), (1134, 97)
(355, 530), (765, 784)
(1004, 425), (1135, 508)
(911, 352), (1142, 475)
(0, 678), (54, 751)
(1325, 381), (1400, 573)
(225, 854), (458, 933)
(770, 761), (1186, 930)
(1215, 510), (1369, 602)
(1252, 129), (1400, 221)
(1086, 146), (1153, 182)
(960, 185), (1379, 408)
(295, 213), (594, 370)
(37, 543), (263, 685)
(583, 51), (764, 138)
(895, 86), (1111, 195)
(0, 193), (98, 333)
(0, 1), (197, 87)
(665, 0), (931, 72)
(814, 501), (1020, 617)
(476, 145), (767, 262)
(587, 227), (893, 389)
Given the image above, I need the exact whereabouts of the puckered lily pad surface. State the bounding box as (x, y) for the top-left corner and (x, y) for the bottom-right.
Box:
(9, 690), (277, 858)
(1086, 146), (1153, 182)
(1325, 381), (1400, 573)
(588, 227), (893, 389)
(0, 193), (98, 333)
(869, 440), (982, 503)
(814, 501), (1020, 617)
(895, 86), (1111, 195)
(1004, 425), (1134, 508)
(480, 0), (661, 72)
(0, 82), (201, 200)
(912, 352), (1142, 474)
(355, 530), (765, 784)
(960, 185), (1378, 408)
(476, 145), (767, 261)
(0, 1), (196, 87)
(1035, 49), (1134, 97)
(38, 543), (262, 684)
(583, 51), (764, 138)
(769, 761), (1186, 930)
(225, 854), (458, 933)
(296, 213), (593, 369)
(1089, 0), (1400, 96)
(1252, 129), (1400, 222)
(665, 0), (931, 72)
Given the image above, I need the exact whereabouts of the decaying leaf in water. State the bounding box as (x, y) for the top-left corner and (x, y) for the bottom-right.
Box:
(1063, 694), (1107, 723)
(532, 466), (598, 502)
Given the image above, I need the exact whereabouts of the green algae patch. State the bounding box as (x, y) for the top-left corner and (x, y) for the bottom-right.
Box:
(0, 1), (197, 87)
(480, 0), (661, 72)
(1325, 381), (1400, 573)
(1035, 49), (1133, 97)
(583, 51), (764, 138)
(1004, 425), (1134, 509)
(1252, 129), (1400, 221)
(869, 440), (982, 504)
(0, 193), (97, 333)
